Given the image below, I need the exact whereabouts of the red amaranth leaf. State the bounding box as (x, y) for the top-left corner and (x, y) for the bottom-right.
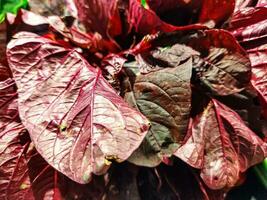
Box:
(188, 29), (251, 95)
(229, 4), (267, 118)
(249, 46), (267, 118)
(0, 79), (34, 199)
(145, 0), (202, 26)
(234, 0), (255, 12)
(0, 22), (6, 62)
(229, 5), (267, 47)
(175, 100), (267, 189)
(74, 0), (122, 39)
(8, 9), (120, 53)
(101, 53), (126, 76)
(7, 32), (150, 184)
(198, 0), (235, 26)
(128, 0), (205, 35)
(27, 148), (106, 200)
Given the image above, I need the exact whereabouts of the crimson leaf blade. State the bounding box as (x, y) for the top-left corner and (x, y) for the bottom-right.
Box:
(175, 99), (267, 189)
(7, 32), (150, 184)
(0, 79), (34, 200)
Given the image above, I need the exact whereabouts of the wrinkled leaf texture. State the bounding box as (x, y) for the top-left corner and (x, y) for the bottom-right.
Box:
(27, 149), (107, 200)
(175, 99), (267, 189)
(74, 0), (122, 39)
(7, 31), (150, 184)
(229, 4), (267, 118)
(126, 57), (192, 166)
(0, 78), (34, 200)
(0, 93), (107, 199)
(128, 29), (251, 96)
(188, 29), (251, 95)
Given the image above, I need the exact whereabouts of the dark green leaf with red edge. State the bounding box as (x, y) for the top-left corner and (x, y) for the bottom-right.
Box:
(229, 4), (267, 118)
(7, 31), (150, 184)
(188, 29), (251, 95)
(175, 99), (267, 189)
(124, 58), (192, 167)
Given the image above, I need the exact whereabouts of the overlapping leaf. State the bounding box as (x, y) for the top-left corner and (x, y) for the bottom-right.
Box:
(198, 0), (235, 26)
(146, 0), (235, 27)
(188, 29), (251, 95)
(7, 31), (150, 184)
(74, 0), (122, 39)
(125, 57), (192, 166)
(9, 9), (120, 53)
(229, 4), (267, 118)
(129, 29), (251, 96)
(27, 149), (107, 200)
(128, 0), (205, 35)
(175, 99), (267, 189)
(0, 79), (34, 200)
(135, 43), (199, 74)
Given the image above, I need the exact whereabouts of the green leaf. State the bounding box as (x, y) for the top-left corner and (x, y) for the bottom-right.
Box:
(125, 58), (192, 167)
(0, 0), (28, 23)
(141, 0), (148, 9)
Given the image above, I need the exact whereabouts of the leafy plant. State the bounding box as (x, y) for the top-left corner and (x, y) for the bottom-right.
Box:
(0, 0), (266, 199)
